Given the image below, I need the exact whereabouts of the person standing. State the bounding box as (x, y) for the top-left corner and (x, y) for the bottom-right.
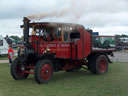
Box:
(8, 45), (14, 66)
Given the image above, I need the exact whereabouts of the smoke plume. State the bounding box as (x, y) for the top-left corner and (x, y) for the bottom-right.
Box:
(27, 0), (87, 21)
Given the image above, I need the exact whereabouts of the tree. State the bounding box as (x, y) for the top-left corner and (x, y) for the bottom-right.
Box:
(121, 34), (128, 37)
(10, 36), (21, 41)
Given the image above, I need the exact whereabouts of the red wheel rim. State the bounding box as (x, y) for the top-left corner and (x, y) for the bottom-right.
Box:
(16, 64), (25, 76)
(40, 64), (52, 80)
(98, 58), (107, 72)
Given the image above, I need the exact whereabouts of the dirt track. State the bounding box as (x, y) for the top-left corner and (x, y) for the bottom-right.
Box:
(0, 60), (8, 63)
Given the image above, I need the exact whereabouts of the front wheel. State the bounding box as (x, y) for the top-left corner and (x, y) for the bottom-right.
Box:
(10, 58), (29, 80)
(34, 59), (53, 84)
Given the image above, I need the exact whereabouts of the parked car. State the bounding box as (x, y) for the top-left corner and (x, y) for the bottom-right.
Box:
(0, 35), (9, 55)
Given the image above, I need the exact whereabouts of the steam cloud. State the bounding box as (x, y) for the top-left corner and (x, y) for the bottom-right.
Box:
(27, 0), (87, 21)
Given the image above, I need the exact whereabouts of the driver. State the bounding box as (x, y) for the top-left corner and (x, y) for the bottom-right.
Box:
(42, 28), (56, 41)
(49, 31), (55, 41)
(32, 28), (36, 35)
(45, 28), (55, 41)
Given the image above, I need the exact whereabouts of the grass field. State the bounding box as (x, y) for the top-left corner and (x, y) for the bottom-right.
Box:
(0, 62), (128, 96)
(0, 56), (8, 60)
(0, 56), (17, 60)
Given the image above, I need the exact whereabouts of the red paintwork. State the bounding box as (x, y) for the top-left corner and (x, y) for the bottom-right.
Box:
(72, 28), (91, 60)
(84, 30), (91, 58)
(55, 43), (71, 58)
(30, 36), (71, 59)
(71, 43), (76, 59)
(29, 28), (115, 60)
(77, 28), (84, 59)
(62, 60), (84, 70)
(98, 57), (107, 72)
(18, 65), (35, 75)
(29, 28), (92, 60)
(38, 43), (71, 58)
(41, 64), (52, 80)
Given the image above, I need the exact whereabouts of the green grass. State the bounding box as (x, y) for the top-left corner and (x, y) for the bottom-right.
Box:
(0, 56), (17, 60)
(0, 56), (8, 60)
(0, 62), (128, 96)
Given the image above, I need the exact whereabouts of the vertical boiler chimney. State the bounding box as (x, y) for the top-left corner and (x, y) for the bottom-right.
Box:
(23, 17), (30, 46)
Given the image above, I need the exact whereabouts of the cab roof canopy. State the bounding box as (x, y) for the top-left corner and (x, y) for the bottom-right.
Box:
(21, 22), (84, 29)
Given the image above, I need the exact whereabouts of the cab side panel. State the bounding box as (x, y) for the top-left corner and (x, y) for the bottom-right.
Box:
(77, 29), (84, 59)
(84, 30), (91, 58)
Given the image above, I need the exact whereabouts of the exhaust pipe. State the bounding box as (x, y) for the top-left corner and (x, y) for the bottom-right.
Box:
(23, 17), (30, 46)
(18, 17), (36, 62)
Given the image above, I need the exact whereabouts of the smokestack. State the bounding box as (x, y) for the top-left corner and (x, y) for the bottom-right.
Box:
(23, 17), (30, 45)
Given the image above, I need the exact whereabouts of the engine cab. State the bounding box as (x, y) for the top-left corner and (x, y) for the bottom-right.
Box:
(29, 22), (80, 59)
(21, 17), (91, 61)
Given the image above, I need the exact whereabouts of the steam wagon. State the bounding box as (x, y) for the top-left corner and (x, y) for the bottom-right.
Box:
(11, 17), (115, 84)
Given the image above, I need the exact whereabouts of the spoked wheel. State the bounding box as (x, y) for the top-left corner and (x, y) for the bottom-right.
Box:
(11, 58), (29, 80)
(34, 59), (53, 84)
(89, 55), (108, 74)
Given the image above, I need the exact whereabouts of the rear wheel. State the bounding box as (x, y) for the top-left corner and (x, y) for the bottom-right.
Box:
(10, 58), (29, 80)
(89, 55), (108, 74)
(34, 59), (53, 84)
(96, 55), (108, 74)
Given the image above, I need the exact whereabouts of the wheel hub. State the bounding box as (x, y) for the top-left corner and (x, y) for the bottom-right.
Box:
(45, 69), (49, 74)
(99, 59), (107, 72)
(41, 64), (52, 80)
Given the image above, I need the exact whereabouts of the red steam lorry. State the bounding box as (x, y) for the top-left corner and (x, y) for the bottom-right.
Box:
(11, 17), (115, 84)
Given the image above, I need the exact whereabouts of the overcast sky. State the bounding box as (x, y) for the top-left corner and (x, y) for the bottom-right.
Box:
(0, 0), (128, 36)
